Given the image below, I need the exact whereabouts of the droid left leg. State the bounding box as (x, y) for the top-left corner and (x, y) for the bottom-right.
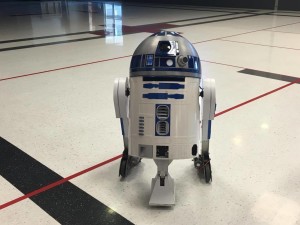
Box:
(194, 78), (216, 183)
(113, 77), (141, 178)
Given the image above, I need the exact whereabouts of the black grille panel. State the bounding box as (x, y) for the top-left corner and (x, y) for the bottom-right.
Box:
(155, 104), (170, 136)
(156, 121), (169, 135)
(156, 105), (169, 120)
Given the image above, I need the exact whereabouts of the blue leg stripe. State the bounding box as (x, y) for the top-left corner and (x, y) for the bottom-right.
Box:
(120, 118), (124, 136)
(208, 120), (212, 139)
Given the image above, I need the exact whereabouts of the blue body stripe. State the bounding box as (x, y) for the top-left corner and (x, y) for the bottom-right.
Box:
(208, 120), (212, 139)
(143, 93), (184, 100)
(120, 118), (124, 135)
(131, 67), (200, 73)
(143, 83), (184, 89)
(143, 76), (185, 82)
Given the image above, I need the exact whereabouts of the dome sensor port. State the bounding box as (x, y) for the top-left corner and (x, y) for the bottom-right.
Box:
(177, 55), (188, 67)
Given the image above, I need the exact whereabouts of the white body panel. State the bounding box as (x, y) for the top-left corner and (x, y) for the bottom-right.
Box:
(113, 78), (129, 148)
(128, 76), (201, 160)
(201, 78), (216, 142)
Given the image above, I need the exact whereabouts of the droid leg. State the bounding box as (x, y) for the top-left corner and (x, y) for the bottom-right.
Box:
(201, 118), (213, 183)
(149, 160), (175, 206)
(113, 78), (141, 178)
(194, 78), (216, 183)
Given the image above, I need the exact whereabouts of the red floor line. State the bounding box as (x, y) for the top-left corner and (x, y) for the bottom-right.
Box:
(201, 60), (244, 69)
(1, 21), (300, 82)
(219, 39), (300, 51)
(2, 77), (300, 211)
(193, 21), (300, 44)
(0, 55), (132, 82)
(270, 30), (300, 35)
(215, 77), (300, 117)
(0, 154), (122, 210)
(0, 57), (242, 82)
(1, 21), (300, 211)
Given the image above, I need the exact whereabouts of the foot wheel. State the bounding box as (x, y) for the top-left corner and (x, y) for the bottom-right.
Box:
(204, 162), (212, 183)
(119, 157), (128, 178)
(119, 148), (141, 178)
(193, 155), (212, 183)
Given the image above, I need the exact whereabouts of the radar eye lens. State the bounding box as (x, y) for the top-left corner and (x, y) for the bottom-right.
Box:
(159, 42), (172, 52)
(177, 55), (188, 67)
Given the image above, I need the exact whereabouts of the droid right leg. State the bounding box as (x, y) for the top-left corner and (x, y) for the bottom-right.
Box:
(193, 122), (212, 183)
(199, 122), (213, 183)
(194, 78), (216, 183)
(113, 77), (141, 178)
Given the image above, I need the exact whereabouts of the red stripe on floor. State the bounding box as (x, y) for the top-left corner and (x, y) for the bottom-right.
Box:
(219, 39), (300, 51)
(1, 20), (300, 211)
(0, 154), (122, 210)
(193, 21), (300, 44)
(1, 21), (300, 82)
(215, 77), (300, 117)
(2, 77), (300, 210)
(270, 30), (300, 35)
(201, 60), (244, 69)
(0, 55), (132, 82)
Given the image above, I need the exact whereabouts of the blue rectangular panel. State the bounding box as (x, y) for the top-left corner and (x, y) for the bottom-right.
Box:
(188, 55), (194, 68)
(146, 54), (154, 66)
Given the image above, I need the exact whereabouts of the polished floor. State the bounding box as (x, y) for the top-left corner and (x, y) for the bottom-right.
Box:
(1, 1), (300, 225)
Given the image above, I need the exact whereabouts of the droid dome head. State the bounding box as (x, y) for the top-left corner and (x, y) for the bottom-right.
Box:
(130, 31), (201, 78)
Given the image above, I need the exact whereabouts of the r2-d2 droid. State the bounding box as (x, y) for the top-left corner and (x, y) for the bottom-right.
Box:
(113, 31), (216, 206)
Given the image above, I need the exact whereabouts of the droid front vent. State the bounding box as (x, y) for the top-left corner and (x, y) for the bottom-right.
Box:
(138, 116), (144, 136)
(156, 105), (169, 120)
(156, 121), (169, 135)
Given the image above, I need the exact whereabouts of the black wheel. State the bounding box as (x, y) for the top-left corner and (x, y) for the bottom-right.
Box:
(192, 144), (198, 156)
(204, 162), (212, 183)
(119, 158), (128, 178)
(193, 157), (198, 168)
